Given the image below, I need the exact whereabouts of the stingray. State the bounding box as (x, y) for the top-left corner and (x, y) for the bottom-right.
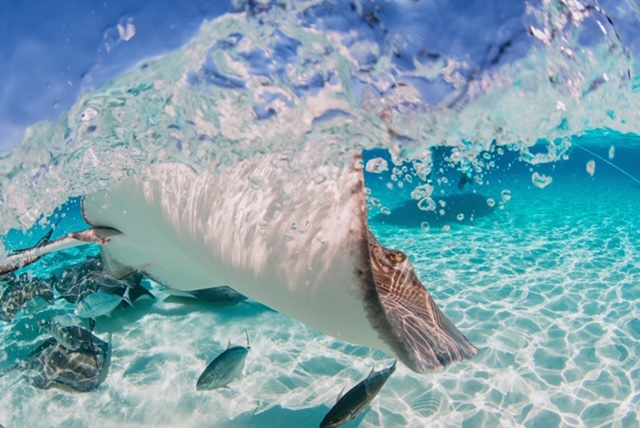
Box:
(0, 156), (478, 373)
(0, 274), (54, 322)
(23, 334), (110, 392)
(54, 258), (154, 304)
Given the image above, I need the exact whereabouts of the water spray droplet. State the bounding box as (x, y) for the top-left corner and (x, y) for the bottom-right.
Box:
(81, 108), (98, 121)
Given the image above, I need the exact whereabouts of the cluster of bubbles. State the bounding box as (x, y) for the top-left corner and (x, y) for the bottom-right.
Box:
(0, 0), (638, 238)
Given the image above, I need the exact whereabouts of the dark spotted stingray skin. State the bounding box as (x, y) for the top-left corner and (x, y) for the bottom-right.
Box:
(0, 274), (54, 322)
(368, 231), (478, 372)
(24, 334), (110, 392)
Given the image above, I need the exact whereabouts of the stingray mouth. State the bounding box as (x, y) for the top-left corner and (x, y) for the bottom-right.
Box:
(367, 230), (478, 373)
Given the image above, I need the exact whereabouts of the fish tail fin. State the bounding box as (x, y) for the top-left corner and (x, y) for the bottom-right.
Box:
(35, 317), (49, 334)
(122, 286), (134, 308)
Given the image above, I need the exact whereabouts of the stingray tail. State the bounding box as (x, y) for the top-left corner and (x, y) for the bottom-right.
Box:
(0, 228), (121, 276)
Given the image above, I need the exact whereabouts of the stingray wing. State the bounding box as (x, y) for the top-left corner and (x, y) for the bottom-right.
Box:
(369, 232), (478, 372)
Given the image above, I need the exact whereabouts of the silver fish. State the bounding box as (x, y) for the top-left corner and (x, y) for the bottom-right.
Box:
(74, 287), (133, 319)
(46, 321), (95, 351)
(196, 336), (250, 390)
(320, 360), (396, 428)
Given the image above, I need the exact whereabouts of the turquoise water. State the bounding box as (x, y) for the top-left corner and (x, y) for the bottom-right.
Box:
(1, 1), (640, 427)
(369, 142), (640, 426)
(1, 139), (638, 427)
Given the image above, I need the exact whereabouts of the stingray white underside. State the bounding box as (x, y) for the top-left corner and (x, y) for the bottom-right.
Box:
(82, 158), (395, 357)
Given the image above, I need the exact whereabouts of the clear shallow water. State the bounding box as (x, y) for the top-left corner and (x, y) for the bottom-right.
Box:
(1, 143), (638, 427)
(1, 1), (640, 427)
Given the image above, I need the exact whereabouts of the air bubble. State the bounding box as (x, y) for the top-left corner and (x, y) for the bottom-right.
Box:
(586, 160), (596, 176)
(411, 184), (434, 200)
(414, 162), (432, 182)
(486, 198), (496, 207)
(501, 190), (512, 202)
(608, 146), (615, 159)
(441, 177), (449, 184)
(442, 225), (451, 232)
(365, 157), (389, 174)
(439, 209), (445, 216)
(532, 172), (553, 188)
(386, 182), (393, 190)
(456, 213), (464, 221)
(380, 207), (391, 215)
(417, 197), (436, 211)
(420, 222), (430, 232)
